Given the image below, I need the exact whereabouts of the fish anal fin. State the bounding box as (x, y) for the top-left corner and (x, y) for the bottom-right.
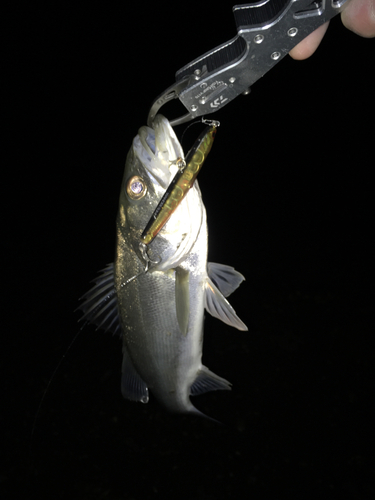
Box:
(205, 277), (248, 331)
(190, 366), (232, 396)
(121, 347), (149, 403)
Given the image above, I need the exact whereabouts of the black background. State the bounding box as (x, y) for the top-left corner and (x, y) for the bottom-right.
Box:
(3, 2), (374, 499)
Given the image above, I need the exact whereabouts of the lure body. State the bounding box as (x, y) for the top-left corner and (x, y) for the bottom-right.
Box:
(141, 125), (217, 245)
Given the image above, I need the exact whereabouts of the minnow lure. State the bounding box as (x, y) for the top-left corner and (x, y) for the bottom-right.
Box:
(140, 121), (218, 246)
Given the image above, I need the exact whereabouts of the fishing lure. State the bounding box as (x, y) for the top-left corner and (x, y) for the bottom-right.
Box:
(138, 120), (219, 270)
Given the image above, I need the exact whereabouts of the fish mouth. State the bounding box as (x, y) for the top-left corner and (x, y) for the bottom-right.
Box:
(135, 114), (184, 189)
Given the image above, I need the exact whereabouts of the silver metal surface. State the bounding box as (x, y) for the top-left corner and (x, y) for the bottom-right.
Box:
(148, 0), (350, 126)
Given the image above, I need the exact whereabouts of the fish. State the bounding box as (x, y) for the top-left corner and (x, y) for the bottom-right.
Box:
(79, 114), (247, 419)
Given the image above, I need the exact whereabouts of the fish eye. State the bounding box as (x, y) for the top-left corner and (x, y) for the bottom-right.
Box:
(126, 176), (147, 200)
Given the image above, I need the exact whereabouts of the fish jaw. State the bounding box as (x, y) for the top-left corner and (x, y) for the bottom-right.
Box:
(135, 114), (184, 190)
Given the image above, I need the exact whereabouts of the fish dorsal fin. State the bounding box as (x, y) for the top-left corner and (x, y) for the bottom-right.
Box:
(190, 366), (231, 396)
(205, 277), (248, 331)
(121, 348), (149, 403)
(207, 262), (245, 298)
(175, 267), (190, 336)
(77, 263), (122, 337)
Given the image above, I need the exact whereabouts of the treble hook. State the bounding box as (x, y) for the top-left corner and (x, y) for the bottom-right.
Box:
(120, 243), (160, 289)
(139, 242), (160, 272)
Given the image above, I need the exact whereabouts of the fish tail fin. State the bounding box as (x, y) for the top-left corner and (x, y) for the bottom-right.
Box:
(183, 366), (231, 423)
(187, 404), (222, 425)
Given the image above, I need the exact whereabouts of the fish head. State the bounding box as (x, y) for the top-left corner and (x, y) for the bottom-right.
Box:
(118, 115), (205, 271)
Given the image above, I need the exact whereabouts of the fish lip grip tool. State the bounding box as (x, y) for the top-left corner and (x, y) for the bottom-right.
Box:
(147, 0), (350, 127)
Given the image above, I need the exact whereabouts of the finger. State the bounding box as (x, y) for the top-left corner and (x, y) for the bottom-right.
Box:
(289, 21), (330, 60)
(341, 0), (375, 37)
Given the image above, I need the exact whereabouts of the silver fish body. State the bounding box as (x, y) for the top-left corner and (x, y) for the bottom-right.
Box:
(80, 115), (247, 418)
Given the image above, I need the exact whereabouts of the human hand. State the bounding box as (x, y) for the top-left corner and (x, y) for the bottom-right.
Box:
(289, 0), (375, 60)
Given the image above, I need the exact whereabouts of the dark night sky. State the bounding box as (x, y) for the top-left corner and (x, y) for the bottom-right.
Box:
(3, 2), (374, 499)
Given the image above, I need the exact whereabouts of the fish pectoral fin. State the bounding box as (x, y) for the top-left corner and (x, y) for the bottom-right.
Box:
(175, 267), (190, 336)
(121, 347), (149, 403)
(207, 262), (245, 298)
(205, 277), (248, 331)
(190, 366), (231, 396)
(77, 263), (122, 337)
